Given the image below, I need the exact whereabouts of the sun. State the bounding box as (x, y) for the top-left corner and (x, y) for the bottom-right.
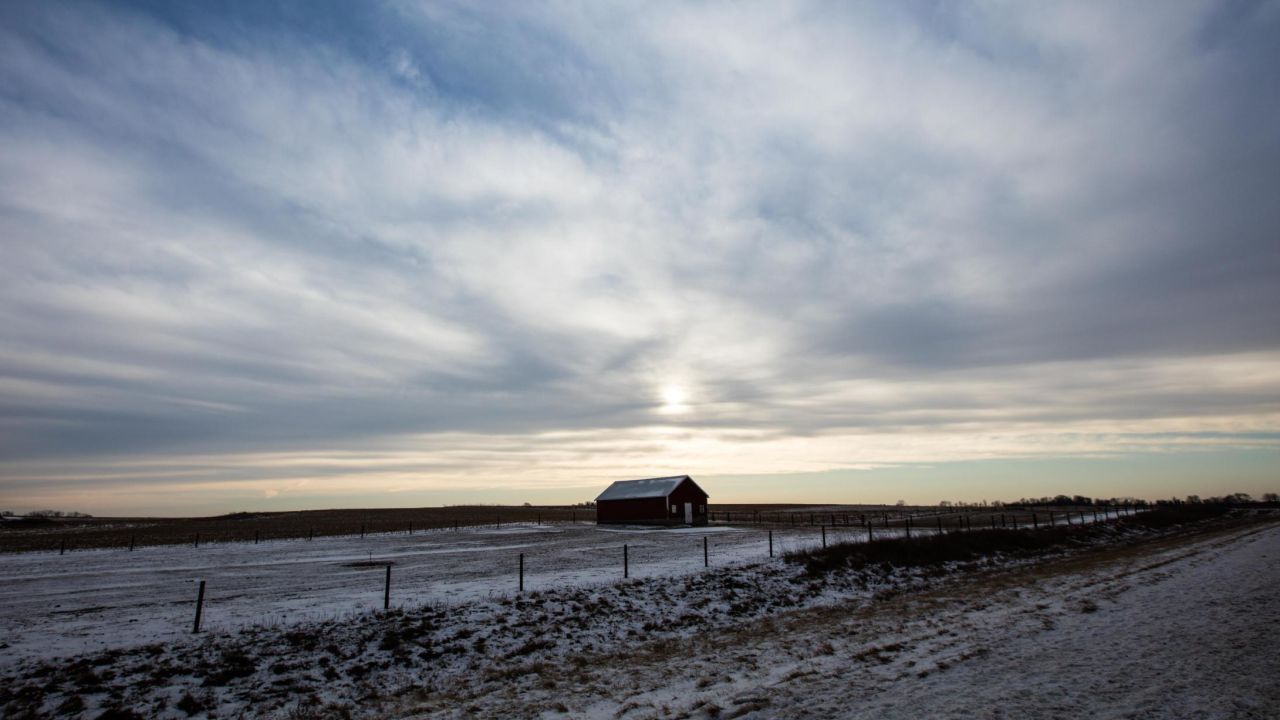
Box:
(659, 384), (689, 414)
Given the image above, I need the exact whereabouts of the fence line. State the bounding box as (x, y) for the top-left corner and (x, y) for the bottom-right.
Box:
(36, 506), (1152, 636)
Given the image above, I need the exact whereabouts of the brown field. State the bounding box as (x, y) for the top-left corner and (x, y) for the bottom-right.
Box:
(0, 505), (593, 554)
(1, 502), (1113, 553)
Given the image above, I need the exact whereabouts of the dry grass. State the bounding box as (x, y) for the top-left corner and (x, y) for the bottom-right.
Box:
(0, 506), (593, 553)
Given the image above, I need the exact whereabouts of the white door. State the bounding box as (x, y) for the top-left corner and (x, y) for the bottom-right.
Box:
(684, 502), (693, 524)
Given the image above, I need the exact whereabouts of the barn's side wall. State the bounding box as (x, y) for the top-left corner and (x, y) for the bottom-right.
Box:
(668, 481), (710, 526)
(596, 497), (670, 525)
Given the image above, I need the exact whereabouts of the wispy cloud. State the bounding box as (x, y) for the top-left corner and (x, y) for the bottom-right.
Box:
(1, 1), (1278, 512)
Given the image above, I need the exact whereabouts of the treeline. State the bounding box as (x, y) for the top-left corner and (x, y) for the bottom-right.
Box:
(939, 492), (1279, 508)
(0, 510), (94, 518)
(940, 495), (1148, 508)
(1161, 492), (1277, 505)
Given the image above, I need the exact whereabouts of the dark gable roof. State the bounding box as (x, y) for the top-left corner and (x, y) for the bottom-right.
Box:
(595, 475), (702, 502)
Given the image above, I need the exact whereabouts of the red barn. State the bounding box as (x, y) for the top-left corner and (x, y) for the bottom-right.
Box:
(595, 475), (709, 526)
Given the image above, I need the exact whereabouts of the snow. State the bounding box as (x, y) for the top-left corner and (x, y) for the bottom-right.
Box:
(595, 476), (694, 501)
(0, 521), (841, 669)
(3, 509), (1268, 720)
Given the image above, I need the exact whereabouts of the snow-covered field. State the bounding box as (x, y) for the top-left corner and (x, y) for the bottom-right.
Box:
(2, 510), (1270, 719)
(453, 515), (1280, 720)
(0, 521), (867, 668)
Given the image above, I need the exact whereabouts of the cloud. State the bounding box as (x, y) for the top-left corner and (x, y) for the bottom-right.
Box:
(1, 0), (1278, 511)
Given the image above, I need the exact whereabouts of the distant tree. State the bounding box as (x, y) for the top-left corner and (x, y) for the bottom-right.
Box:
(1186, 495), (1201, 504)
(1263, 493), (1279, 503)
(895, 499), (906, 507)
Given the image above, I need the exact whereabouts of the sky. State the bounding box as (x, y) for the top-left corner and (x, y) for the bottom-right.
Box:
(2, 0), (1279, 516)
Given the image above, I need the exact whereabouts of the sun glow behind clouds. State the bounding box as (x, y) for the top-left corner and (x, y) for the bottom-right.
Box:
(659, 384), (690, 415)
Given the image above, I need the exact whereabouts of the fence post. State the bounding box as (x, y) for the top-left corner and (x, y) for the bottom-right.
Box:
(905, 517), (911, 539)
(255, 530), (259, 545)
(867, 520), (873, 543)
(768, 530), (774, 558)
(821, 525), (826, 548)
(384, 565), (391, 610)
(624, 544), (629, 579)
(60, 537), (66, 555)
(571, 511), (576, 524)
(308, 527), (313, 541)
(194, 533), (200, 548)
(519, 553), (524, 593)
(703, 536), (709, 567)
(361, 524), (365, 539)
(537, 513), (541, 526)
(129, 534), (135, 551)
(193, 580), (206, 634)
(937, 517), (942, 534)
(1032, 513), (1038, 529)
(409, 522), (413, 535)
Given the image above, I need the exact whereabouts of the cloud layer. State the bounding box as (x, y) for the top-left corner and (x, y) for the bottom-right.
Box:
(2, 1), (1279, 512)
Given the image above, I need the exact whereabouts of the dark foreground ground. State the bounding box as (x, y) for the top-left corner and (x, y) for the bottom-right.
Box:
(2, 507), (1274, 719)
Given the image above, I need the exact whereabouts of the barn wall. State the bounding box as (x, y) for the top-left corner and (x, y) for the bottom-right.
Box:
(668, 481), (710, 526)
(597, 497), (670, 525)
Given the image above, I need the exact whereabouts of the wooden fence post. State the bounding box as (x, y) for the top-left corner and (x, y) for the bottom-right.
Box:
(821, 525), (826, 548)
(60, 537), (66, 555)
(518, 553), (524, 593)
(308, 527), (313, 541)
(768, 530), (774, 558)
(905, 517), (911, 539)
(361, 524), (365, 539)
(384, 565), (391, 610)
(129, 535), (135, 551)
(193, 580), (206, 634)
(703, 536), (709, 567)
(1032, 513), (1038, 529)
(194, 533), (199, 548)
(623, 544), (629, 578)
(254, 530), (259, 545)
(867, 520), (873, 543)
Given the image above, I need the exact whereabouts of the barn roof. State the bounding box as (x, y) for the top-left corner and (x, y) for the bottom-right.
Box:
(595, 475), (700, 502)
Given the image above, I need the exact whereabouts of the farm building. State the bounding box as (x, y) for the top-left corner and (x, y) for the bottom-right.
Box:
(595, 475), (709, 526)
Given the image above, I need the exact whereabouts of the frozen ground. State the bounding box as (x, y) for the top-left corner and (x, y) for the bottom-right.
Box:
(3, 509), (1255, 720)
(436, 516), (1280, 720)
(0, 520), (884, 669)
